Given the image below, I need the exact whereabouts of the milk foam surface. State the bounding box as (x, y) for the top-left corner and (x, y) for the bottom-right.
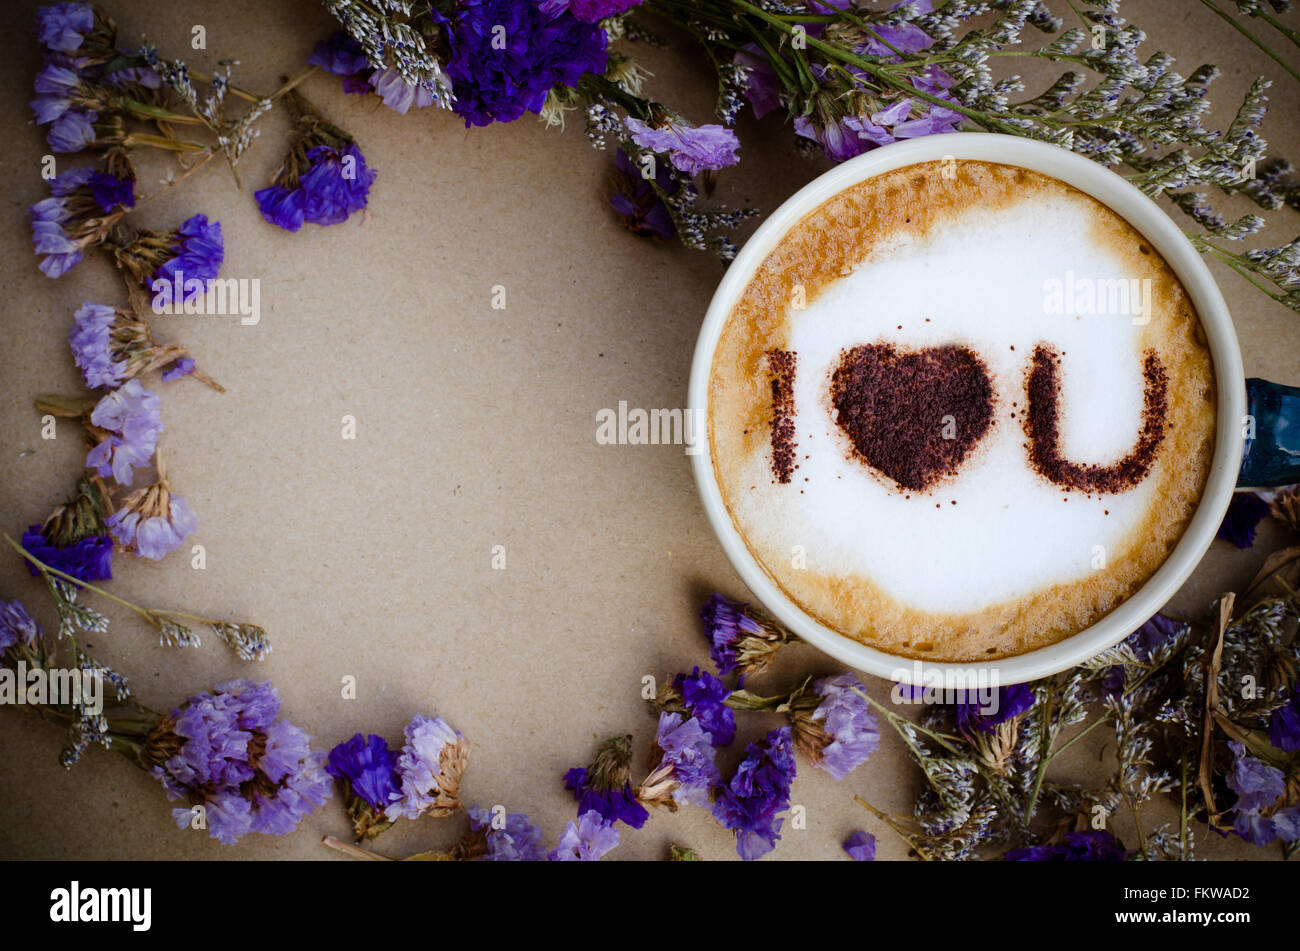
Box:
(732, 192), (1157, 614)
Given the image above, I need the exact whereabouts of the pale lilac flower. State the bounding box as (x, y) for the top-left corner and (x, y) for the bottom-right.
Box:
(69, 301), (124, 389)
(806, 673), (879, 781)
(467, 804), (547, 861)
(48, 108), (96, 152)
(106, 492), (198, 560)
(1225, 741), (1300, 845)
(85, 379), (162, 486)
(548, 810), (621, 861)
(368, 67), (437, 114)
(388, 714), (468, 820)
(152, 679), (332, 845)
(0, 600), (41, 651)
(623, 117), (740, 175)
(639, 712), (722, 808)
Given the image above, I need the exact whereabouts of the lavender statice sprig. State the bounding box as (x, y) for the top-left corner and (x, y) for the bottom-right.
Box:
(4, 532), (271, 660)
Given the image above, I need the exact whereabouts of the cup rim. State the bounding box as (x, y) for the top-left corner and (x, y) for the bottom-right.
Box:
(688, 132), (1245, 686)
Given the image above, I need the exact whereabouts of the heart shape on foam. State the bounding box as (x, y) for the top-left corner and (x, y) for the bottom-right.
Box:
(830, 343), (995, 492)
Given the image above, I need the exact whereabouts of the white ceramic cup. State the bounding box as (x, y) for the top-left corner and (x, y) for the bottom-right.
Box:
(689, 132), (1246, 686)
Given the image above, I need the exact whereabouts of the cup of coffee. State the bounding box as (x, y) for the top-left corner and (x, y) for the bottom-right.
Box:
(690, 132), (1300, 686)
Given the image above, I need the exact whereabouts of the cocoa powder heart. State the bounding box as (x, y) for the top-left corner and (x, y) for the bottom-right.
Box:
(830, 343), (995, 491)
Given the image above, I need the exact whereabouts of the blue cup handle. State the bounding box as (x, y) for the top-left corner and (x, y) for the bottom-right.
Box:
(1240, 378), (1300, 488)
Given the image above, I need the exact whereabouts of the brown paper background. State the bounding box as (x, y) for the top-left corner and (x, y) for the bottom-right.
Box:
(1, 0), (1296, 861)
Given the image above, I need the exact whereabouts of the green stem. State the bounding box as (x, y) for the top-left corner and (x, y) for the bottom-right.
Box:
(854, 795), (934, 860)
(1198, 0), (1300, 84)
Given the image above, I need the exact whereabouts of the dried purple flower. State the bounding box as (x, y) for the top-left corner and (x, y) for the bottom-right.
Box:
(699, 593), (793, 682)
(609, 148), (676, 241)
(149, 679), (332, 845)
(0, 600), (41, 651)
(623, 117), (740, 176)
(84, 379), (162, 486)
(35, 3), (94, 54)
(794, 673), (879, 781)
(564, 734), (650, 828)
(712, 726), (796, 861)
(106, 469), (197, 562)
(1004, 829), (1127, 861)
(21, 526), (113, 582)
(673, 666), (736, 746)
(955, 683), (1035, 736)
(308, 31), (373, 94)
(387, 714), (470, 820)
(466, 804), (547, 861)
(843, 829), (876, 861)
(1267, 688), (1300, 754)
(637, 712), (722, 809)
(1217, 492), (1272, 548)
(326, 733), (400, 839)
(433, 0), (607, 127)
(548, 809), (620, 861)
(539, 0), (643, 21)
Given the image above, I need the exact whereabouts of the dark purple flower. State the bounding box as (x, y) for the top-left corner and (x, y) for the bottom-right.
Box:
(699, 592), (789, 681)
(563, 734), (649, 829)
(563, 765), (649, 829)
(713, 726), (796, 861)
(300, 145), (376, 225)
(674, 666), (736, 746)
(84, 379), (163, 486)
(955, 683), (1034, 736)
(467, 804), (547, 861)
(538, 0), (643, 21)
(22, 525), (113, 582)
(326, 733), (400, 814)
(308, 31), (373, 94)
(36, 3), (94, 53)
(151, 679), (332, 845)
(256, 144), (374, 231)
(1004, 829), (1127, 861)
(88, 172), (133, 212)
(843, 829), (876, 861)
(733, 45), (782, 119)
(548, 810), (620, 861)
(433, 0), (607, 128)
(0, 600), (41, 651)
(1217, 492), (1272, 548)
(152, 214), (223, 303)
(1267, 688), (1300, 753)
(253, 185), (304, 232)
(1101, 613), (1185, 696)
(609, 148), (675, 241)
(804, 673), (879, 780)
(623, 117), (740, 176)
